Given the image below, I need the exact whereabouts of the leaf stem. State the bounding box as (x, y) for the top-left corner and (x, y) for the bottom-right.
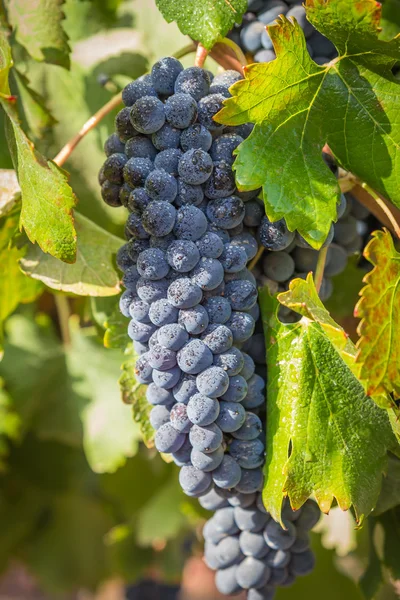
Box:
(52, 44), (197, 168)
(195, 43), (209, 67)
(53, 92), (123, 167)
(314, 246), (328, 293)
(54, 294), (71, 346)
(219, 37), (248, 69)
(361, 182), (400, 240)
(249, 246), (264, 271)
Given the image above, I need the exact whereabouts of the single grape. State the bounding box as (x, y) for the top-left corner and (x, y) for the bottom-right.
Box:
(264, 519), (297, 551)
(178, 148), (213, 185)
(134, 353), (153, 384)
(130, 96), (165, 134)
(229, 438), (265, 469)
(196, 366), (230, 398)
(136, 277), (169, 303)
(146, 383), (174, 406)
(215, 536), (243, 568)
(215, 566), (242, 595)
(199, 488), (230, 511)
(226, 311), (255, 344)
(174, 67), (210, 100)
(166, 239), (200, 273)
(210, 133), (243, 165)
(214, 507), (240, 535)
(220, 244), (248, 273)
(150, 405), (171, 430)
(289, 549), (316, 576)
(180, 123), (213, 152)
(173, 205), (208, 241)
(258, 216), (295, 251)
(128, 188), (151, 212)
(207, 196), (245, 230)
(221, 374), (248, 405)
(240, 21), (265, 52)
(191, 445), (224, 471)
(201, 324), (233, 354)
(203, 297), (232, 325)
(152, 365), (182, 389)
(101, 181), (122, 207)
(177, 339), (213, 374)
(122, 78), (157, 106)
(123, 157), (153, 188)
(137, 248), (169, 280)
(225, 280), (257, 311)
(128, 319), (157, 343)
(232, 412), (263, 441)
(142, 201), (177, 237)
(170, 402), (191, 433)
(239, 530), (269, 559)
(165, 93), (198, 129)
(189, 423), (223, 453)
(191, 258), (225, 291)
(236, 556), (271, 590)
(168, 277), (203, 309)
(212, 454), (242, 489)
(115, 107), (137, 141)
(152, 123), (181, 150)
(179, 465), (212, 496)
(235, 468), (264, 494)
(213, 347), (244, 377)
(151, 56), (184, 95)
(187, 393), (220, 426)
(153, 148), (183, 176)
(125, 135), (158, 160)
(104, 133), (125, 156)
(254, 49), (276, 63)
(155, 422), (185, 453)
(216, 401), (246, 433)
(204, 161), (236, 199)
(295, 499), (321, 530)
(324, 243), (348, 276)
(266, 549), (291, 569)
(196, 232), (224, 259)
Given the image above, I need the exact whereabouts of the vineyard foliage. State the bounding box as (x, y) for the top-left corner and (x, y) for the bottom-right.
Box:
(0, 0), (399, 597)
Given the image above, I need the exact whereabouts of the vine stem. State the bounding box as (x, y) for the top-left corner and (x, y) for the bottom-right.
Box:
(314, 246), (328, 293)
(52, 43), (197, 168)
(54, 295), (71, 346)
(219, 37), (248, 69)
(361, 182), (400, 240)
(194, 43), (209, 67)
(249, 246), (264, 271)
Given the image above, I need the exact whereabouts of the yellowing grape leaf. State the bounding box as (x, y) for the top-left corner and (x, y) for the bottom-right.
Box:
(355, 229), (400, 398)
(119, 344), (154, 448)
(155, 0), (247, 50)
(260, 275), (395, 525)
(19, 213), (123, 297)
(216, 0), (400, 248)
(0, 30), (77, 263)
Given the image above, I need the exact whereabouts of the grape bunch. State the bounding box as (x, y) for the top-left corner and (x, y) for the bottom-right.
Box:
(99, 56), (321, 599)
(229, 0), (337, 64)
(202, 492), (320, 599)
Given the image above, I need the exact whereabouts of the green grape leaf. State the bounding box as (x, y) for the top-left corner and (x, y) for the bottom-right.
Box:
(0, 169), (20, 216)
(216, 0), (400, 248)
(13, 69), (57, 141)
(380, 0), (400, 40)
(0, 210), (42, 357)
(19, 213), (123, 297)
(104, 304), (129, 350)
(0, 378), (21, 471)
(136, 475), (187, 546)
(374, 454), (400, 516)
(7, 0), (71, 69)
(355, 229), (400, 398)
(23, 494), (113, 592)
(0, 31), (77, 263)
(68, 324), (141, 474)
(325, 256), (366, 319)
(155, 0), (247, 50)
(119, 344), (154, 448)
(260, 276), (395, 525)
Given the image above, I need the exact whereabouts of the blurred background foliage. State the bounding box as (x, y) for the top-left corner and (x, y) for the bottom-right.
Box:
(0, 0), (399, 597)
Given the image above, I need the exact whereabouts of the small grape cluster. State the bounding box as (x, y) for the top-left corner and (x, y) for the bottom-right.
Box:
(201, 491), (320, 599)
(99, 56), (320, 599)
(229, 0), (337, 64)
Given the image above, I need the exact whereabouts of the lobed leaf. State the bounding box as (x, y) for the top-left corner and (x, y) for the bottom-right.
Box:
(0, 31), (77, 263)
(355, 229), (400, 398)
(7, 0), (71, 68)
(19, 213), (123, 297)
(119, 344), (154, 448)
(216, 0), (400, 247)
(0, 210), (42, 358)
(260, 276), (395, 524)
(155, 0), (247, 50)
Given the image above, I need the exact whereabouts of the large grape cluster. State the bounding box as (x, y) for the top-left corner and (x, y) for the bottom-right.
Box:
(99, 56), (321, 599)
(229, 0), (337, 64)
